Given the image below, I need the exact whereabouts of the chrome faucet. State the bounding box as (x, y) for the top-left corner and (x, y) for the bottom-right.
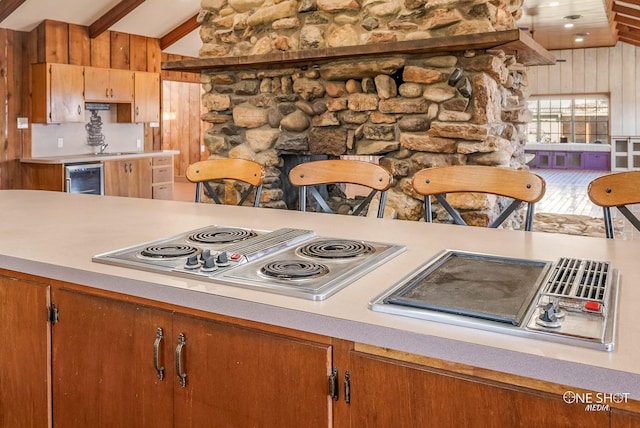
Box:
(98, 143), (109, 154)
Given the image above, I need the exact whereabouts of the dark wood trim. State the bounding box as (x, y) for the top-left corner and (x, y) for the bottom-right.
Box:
(89, 0), (147, 39)
(619, 35), (640, 46)
(0, 0), (26, 23)
(613, 3), (640, 19)
(162, 29), (554, 73)
(160, 14), (199, 50)
(615, 0), (640, 7)
(616, 13), (640, 30)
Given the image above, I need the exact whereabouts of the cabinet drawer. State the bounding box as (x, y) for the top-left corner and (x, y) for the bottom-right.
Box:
(152, 184), (173, 200)
(152, 167), (173, 183)
(152, 156), (172, 167)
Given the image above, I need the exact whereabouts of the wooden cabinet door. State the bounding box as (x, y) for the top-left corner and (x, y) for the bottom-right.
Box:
(109, 69), (134, 103)
(84, 67), (111, 102)
(85, 67), (133, 103)
(51, 288), (174, 428)
(612, 409), (640, 427)
(32, 63), (84, 123)
(0, 272), (51, 428)
(134, 72), (160, 123)
(172, 313), (333, 428)
(104, 158), (152, 198)
(348, 351), (609, 428)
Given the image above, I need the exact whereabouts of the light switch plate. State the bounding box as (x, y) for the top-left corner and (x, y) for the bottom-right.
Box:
(17, 117), (28, 129)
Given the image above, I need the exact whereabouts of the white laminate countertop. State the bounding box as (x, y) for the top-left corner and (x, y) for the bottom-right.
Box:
(2, 190), (639, 399)
(525, 143), (611, 152)
(20, 150), (179, 164)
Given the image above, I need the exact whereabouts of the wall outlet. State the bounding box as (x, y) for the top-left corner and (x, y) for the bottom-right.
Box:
(136, 139), (142, 148)
(57, 138), (63, 148)
(17, 117), (28, 129)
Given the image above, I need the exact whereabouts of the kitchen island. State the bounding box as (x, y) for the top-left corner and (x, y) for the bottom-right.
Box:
(1, 190), (639, 427)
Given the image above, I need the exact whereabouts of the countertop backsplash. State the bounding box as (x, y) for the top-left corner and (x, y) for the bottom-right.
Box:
(31, 108), (144, 158)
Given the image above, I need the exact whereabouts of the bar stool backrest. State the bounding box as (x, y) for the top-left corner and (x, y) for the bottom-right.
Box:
(588, 171), (640, 238)
(185, 159), (265, 207)
(411, 165), (546, 231)
(288, 159), (393, 218)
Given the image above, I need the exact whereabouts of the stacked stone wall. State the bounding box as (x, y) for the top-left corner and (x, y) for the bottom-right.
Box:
(198, 0), (531, 226)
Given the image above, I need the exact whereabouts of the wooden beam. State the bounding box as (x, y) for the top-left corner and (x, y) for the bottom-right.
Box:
(618, 35), (640, 46)
(616, 13), (640, 29)
(612, 3), (640, 19)
(160, 14), (199, 50)
(616, 0), (640, 7)
(89, 0), (147, 39)
(0, 0), (26, 23)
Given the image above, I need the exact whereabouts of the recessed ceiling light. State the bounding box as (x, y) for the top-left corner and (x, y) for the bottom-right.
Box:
(564, 14), (582, 20)
(564, 23), (574, 28)
(550, 2), (560, 6)
(575, 37), (584, 42)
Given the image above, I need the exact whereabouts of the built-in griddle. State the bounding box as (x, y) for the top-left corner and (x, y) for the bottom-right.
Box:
(383, 251), (551, 326)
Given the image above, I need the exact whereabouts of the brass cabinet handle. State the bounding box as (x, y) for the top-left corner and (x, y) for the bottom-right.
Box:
(175, 333), (187, 388)
(106, 88), (109, 98)
(110, 88), (114, 98)
(77, 105), (81, 115)
(135, 106), (139, 116)
(153, 328), (165, 380)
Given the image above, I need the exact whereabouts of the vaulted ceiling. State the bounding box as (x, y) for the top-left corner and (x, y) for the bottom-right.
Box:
(0, 0), (638, 59)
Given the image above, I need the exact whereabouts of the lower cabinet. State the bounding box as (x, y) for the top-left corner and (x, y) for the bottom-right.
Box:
(51, 286), (333, 427)
(2, 271), (639, 427)
(0, 272), (51, 428)
(104, 158), (153, 198)
(347, 351), (610, 428)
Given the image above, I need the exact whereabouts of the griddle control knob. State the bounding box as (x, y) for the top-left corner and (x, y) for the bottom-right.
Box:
(536, 300), (563, 328)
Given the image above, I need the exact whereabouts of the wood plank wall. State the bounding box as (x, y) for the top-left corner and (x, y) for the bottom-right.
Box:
(1, 20), (206, 189)
(527, 42), (640, 137)
(160, 53), (204, 178)
(0, 29), (29, 190)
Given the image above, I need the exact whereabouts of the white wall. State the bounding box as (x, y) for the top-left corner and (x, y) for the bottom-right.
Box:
(527, 42), (640, 137)
(31, 108), (144, 157)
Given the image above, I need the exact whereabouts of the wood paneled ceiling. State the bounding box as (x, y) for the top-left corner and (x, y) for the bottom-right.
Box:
(0, 0), (638, 58)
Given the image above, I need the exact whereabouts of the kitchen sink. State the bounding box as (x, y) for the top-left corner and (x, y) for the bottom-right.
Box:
(370, 250), (619, 351)
(93, 151), (141, 156)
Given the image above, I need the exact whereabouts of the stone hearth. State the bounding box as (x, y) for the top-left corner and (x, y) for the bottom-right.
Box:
(184, 0), (549, 228)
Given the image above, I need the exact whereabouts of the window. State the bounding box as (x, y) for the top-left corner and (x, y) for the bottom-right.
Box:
(526, 95), (609, 144)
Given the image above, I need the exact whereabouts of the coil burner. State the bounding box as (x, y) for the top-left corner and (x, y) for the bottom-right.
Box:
(187, 227), (256, 245)
(139, 245), (200, 260)
(260, 260), (329, 280)
(298, 239), (374, 259)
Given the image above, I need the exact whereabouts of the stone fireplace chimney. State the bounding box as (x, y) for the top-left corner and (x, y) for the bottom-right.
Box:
(165, 0), (553, 227)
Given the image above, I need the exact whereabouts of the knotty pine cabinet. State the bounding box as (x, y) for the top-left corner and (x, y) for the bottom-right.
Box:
(31, 63), (85, 123)
(151, 155), (174, 200)
(116, 71), (160, 123)
(347, 351), (610, 428)
(84, 67), (134, 103)
(103, 157), (153, 198)
(2, 268), (639, 427)
(51, 286), (333, 428)
(0, 271), (51, 428)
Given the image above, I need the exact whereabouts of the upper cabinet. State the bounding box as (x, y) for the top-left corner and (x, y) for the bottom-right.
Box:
(84, 67), (134, 103)
(31, 63), (85, 123)
(31, 63), (161, 124)
(117, 72), (160, 123)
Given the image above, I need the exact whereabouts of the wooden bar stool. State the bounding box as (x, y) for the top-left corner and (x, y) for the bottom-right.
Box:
(289, 159), (393, 218)
(412, 165), (546, 231)
(185, 159), (265, 207)
(588, 171), (640, 238)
